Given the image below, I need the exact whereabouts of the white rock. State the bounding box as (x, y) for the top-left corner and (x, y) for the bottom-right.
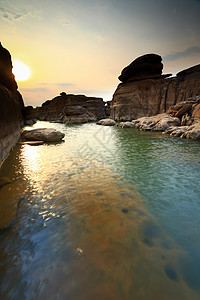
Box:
(97, 119), (116, 126)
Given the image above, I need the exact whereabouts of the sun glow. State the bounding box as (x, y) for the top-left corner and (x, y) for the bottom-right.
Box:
(13, 60), (31, 81)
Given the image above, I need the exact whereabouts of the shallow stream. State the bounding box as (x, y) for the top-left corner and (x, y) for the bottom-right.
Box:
(0, 121), (200, 299)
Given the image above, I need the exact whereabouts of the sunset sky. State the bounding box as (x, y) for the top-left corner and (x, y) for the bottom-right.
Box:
(1, 0), (200, 107)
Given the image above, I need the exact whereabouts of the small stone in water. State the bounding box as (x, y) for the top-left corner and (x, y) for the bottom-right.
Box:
(121, 208), (129, 214)
(76, 248), (83, 255)
(165, 266), (178, 282)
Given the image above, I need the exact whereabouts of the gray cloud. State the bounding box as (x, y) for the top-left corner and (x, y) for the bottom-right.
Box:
(164, 47), (200, 62)
(0, 7), (24, 21)
(0, 6), (41, 22)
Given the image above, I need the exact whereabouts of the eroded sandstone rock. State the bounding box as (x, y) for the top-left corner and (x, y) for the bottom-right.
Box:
(28, 93), (106, 124)
(97, 119), (116, 126)
(22, 128), (65, 142)
(118, 54), (163, 83)
(0, 44), (24, 165)
(118, 113), (200, 140)
(111, 54), (200, 121)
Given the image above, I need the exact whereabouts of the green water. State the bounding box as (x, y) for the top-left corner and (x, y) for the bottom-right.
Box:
(0, 121), (200, 299)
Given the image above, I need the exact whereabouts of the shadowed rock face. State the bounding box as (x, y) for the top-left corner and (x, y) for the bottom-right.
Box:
(111, 54), (200, 121)
(0, 42), (18, 91)
(118, 54), (163, 83)
(29, 93), (106, 124)
(0, 43), (24, 165)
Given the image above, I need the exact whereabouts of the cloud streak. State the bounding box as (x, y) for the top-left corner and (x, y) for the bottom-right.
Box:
(164, 47), (200, 61)
(38, 82), (75, 87)
(20, 87), (50, 93)
(0, 6), (41, 23)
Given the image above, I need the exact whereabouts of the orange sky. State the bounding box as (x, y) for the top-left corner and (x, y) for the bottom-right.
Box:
(1, 0), (200, 107)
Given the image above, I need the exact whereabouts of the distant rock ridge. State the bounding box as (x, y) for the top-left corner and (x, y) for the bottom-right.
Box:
(111, 53), (200, 121)
(27, 93), (107, 124)
(0, 43), (24, 165)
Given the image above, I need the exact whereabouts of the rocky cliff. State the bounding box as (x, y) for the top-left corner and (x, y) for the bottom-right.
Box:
(0, 43), (24, 165)
(110, 54), (200, 121)
(28, 93), (106, 124)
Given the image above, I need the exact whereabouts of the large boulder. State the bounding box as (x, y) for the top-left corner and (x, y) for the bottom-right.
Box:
(22, 128), (65, 142)
(118, 54), (163, 83)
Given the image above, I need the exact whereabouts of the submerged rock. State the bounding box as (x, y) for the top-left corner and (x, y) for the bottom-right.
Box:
(0, 177), (11, 188)
(97, 119), (116, 126)
(22, 128), (65, 142)
(0, 181), (24, 229)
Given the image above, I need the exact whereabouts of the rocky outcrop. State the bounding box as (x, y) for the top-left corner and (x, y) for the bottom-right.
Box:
(110, 54), (200, 121)
(0, 42), (18, 91)
(0, 43), (24, 165)
(117, 96), (200, 139)
(22, 128), (65, 142)
(118, 54), (164, 83)
(29, 93), (106, 124)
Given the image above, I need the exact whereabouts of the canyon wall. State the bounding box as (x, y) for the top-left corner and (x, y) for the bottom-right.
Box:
(110, 54), (200, 121)
(0, 43), (24, 165)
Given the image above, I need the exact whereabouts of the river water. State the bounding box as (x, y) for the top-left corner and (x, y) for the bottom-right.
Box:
(0, 121), (200, 300)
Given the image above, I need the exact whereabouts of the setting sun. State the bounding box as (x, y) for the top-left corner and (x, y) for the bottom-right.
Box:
(13, 60), (31, 81)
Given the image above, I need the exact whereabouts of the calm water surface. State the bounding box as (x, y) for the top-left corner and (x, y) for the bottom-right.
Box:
(0, 121), (200, 299)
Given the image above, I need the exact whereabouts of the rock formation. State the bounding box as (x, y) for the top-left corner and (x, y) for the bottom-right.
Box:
(0, 42), (18, 91)
(22, 128), (65, 142)
(118, 54), (164, 82)
(0, 43), (24, 165)
(110, 54), (200, 121)
(117, 96), (200, 139)
(29, 93), (106, 124)
(97, 118), (116, 126)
